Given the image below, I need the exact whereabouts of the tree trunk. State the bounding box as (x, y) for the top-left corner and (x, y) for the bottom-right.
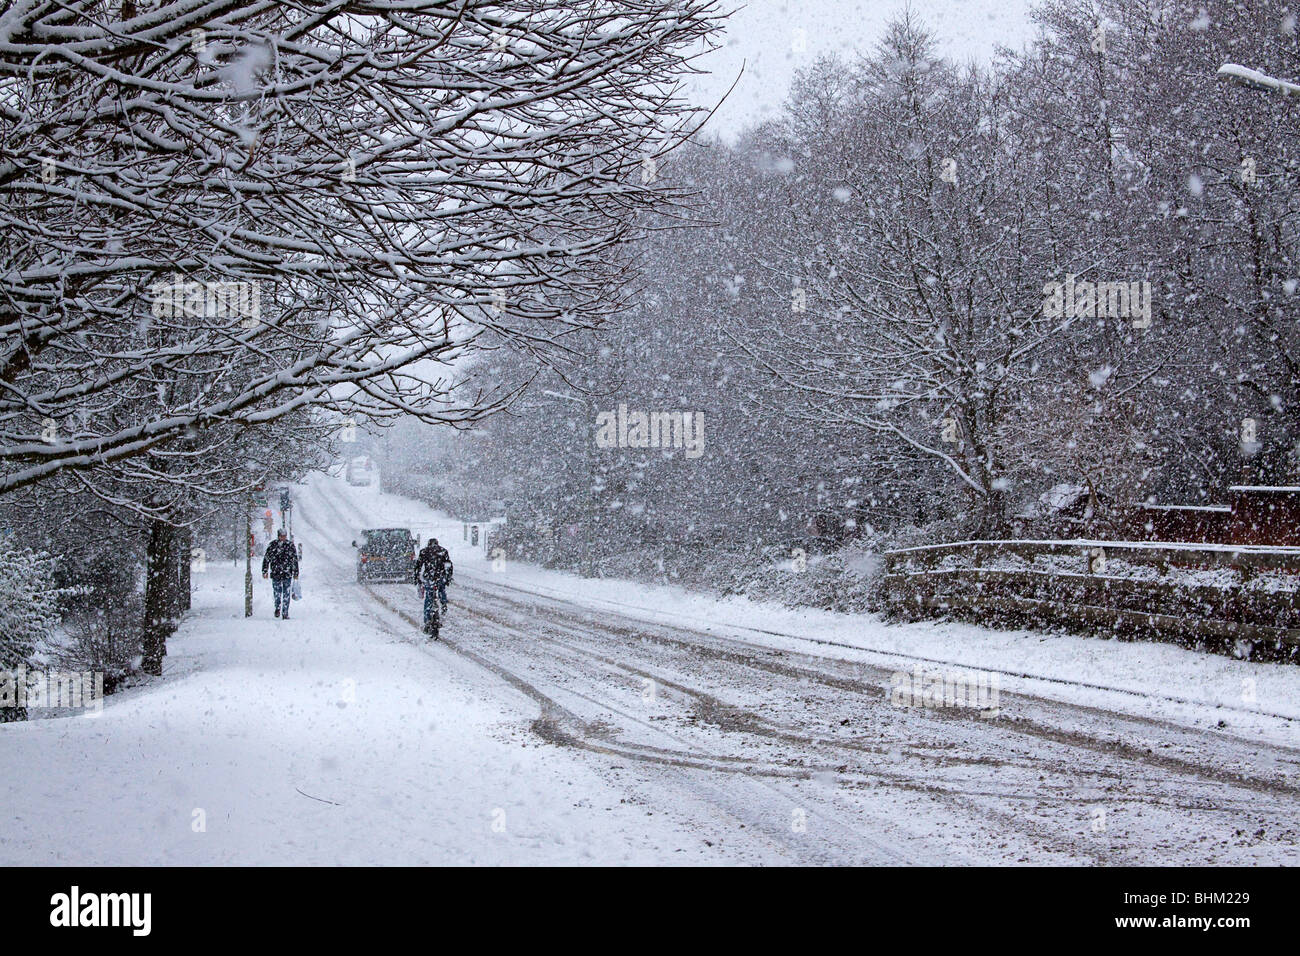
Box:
(141, 519), (178, 676)
(164, 526), (181, 621)
(980, 484), (1009, 539)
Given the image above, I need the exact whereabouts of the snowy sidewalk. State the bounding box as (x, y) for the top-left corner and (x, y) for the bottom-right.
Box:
(0, 549), (771, 865)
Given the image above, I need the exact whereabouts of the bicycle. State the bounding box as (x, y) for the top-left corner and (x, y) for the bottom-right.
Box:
(417, 581), (443, 640)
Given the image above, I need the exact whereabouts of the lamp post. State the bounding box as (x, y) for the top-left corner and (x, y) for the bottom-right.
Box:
(244, 503), (253, 617)
(1216, 63), (1294, 487)
(1217, 63), (1300, 98)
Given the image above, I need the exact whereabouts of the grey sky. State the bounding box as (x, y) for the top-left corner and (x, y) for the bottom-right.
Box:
(688, 0), (1041, 137)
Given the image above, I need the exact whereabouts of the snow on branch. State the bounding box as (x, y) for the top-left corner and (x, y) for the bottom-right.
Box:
(0, 0), (723, 497)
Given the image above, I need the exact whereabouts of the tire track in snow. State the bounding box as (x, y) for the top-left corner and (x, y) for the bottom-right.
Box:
(303, 484), (1113, 862)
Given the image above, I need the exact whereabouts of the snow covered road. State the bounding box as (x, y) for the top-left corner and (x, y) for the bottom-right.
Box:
(3, 472), (1298, 865)
(303, 475), (1300, 865)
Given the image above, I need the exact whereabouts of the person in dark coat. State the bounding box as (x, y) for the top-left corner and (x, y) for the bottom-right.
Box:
(262, 529), (300, 619)
(415, 538), (452, 632)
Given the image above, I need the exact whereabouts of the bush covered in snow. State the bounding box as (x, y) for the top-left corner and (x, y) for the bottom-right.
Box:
(0, 542), (64, 722)
(494, 524), (891, 614)
(53, 555), (143, 693)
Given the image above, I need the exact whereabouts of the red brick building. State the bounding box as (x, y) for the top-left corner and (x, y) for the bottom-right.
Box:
(1128, 486), (1300, 547)
(1136, 503), (1232, 543)
(1225, 486), (1300, 546)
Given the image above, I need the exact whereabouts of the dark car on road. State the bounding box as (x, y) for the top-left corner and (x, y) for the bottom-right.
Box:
(353, 528), (417, 583)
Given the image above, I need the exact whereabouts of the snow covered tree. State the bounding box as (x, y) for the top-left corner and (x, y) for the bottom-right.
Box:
(386, 3), (1300, 576)
(734, 17), (1064, 533)
(1010, 0), (1300, 498)
(0, 541), (62, 721)
(0, 0), (722, 497)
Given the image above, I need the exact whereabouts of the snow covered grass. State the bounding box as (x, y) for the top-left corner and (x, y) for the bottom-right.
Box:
(488, 524), (889, 615)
